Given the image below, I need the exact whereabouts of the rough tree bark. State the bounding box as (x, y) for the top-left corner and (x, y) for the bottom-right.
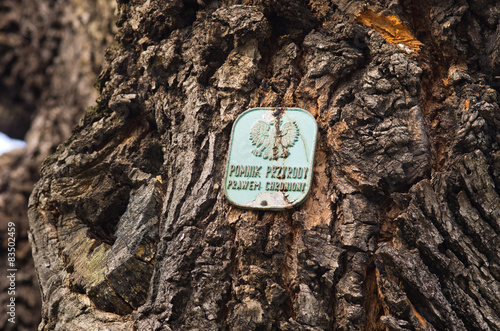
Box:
(0, 0), (115, 329)
(27, 0), (500, 330)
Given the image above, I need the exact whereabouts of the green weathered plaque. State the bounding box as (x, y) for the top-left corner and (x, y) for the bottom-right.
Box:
(224, 107), (318, 210)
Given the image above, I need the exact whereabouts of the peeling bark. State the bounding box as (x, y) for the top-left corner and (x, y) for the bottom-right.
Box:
(23, 0), (500, 330)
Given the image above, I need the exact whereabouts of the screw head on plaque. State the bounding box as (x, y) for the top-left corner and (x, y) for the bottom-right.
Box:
(224, 107), (318, 210)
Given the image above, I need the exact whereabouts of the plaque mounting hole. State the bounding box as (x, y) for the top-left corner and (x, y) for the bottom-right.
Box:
(261, 200), (268, 206)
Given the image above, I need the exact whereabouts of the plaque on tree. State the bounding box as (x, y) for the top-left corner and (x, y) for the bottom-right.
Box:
(224, 107), (318, 210)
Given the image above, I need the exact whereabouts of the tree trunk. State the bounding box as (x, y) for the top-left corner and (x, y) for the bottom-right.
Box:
(0, 0), (115, 329)
(28, 0), (500, 330)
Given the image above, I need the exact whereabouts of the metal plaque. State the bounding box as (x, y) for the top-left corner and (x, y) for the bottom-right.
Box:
(224, 107), (318, 210)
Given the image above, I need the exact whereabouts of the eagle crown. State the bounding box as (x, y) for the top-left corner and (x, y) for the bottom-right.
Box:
(249, 118), (299, 160)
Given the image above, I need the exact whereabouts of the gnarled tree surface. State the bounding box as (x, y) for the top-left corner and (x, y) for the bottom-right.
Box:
(28, 0), (500, 330)
(0, 0), (115, 329)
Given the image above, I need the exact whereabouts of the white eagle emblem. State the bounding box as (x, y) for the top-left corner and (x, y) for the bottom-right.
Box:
(250, 119), (298, 160)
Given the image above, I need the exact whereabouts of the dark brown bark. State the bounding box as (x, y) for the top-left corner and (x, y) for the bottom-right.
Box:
(0, 0), (115, 329)
(22, 0), (500, 330)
